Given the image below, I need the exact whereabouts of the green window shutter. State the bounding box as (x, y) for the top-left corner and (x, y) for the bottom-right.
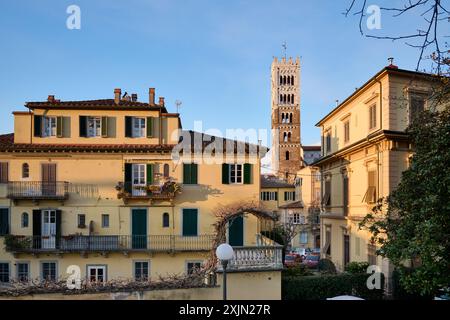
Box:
(62, 117), (71, 138)
(32, 210), (41, 249)
(146, 117), (154, 138)
(101, 117), (108, 137)
(55, 210), (62, 248)
(125, 116), (133, 138)
(147, 164), (154, 185)
(124, 163), (132, 193)
(191, 164), (198, 184)
(222, 164), (229, 184)
(34, 115), (42, 137)
(182, 209), (198, 236)
(107, 117), (116, 138)
(79, 116), (87, 137)
(244, 164), (252, 184)
(0, 208), (9, 235)
(284, 192), (287, 201)
(56, 117), (63, 138)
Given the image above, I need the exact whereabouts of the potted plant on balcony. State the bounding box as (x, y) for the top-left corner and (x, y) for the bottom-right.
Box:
(3, 235), (31, 251)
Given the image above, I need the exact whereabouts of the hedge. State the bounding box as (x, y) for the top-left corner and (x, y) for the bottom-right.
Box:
(282, 273), (385, 300)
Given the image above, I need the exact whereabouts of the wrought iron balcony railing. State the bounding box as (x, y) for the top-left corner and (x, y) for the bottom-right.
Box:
(117, 181), (181, 202)
(7, 181), (69, 201)
(5, 234), (215, 253)
(217, 245), (284, 271)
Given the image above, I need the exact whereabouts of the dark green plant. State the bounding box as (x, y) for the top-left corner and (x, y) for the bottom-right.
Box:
(360, 105), (450, 296)
(282, 264), (313, 277)
(282, 273), (384, 300)
(345, 262), (370, 274)
(318, 258), (336, 274)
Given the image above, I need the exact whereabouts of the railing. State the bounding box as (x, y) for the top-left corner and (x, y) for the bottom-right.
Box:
(217, 245), (284, 271)
(7, 181), (69, 200)
(118, 181), (180, 201)
(5, 235), (215, 253)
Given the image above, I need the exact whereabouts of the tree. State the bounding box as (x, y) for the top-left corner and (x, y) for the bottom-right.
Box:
(360, 105), (450, 296)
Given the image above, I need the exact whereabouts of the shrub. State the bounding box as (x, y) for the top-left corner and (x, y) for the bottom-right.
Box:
(282, 273), (385, 300)
(282, 264), (313, 277)
(345, 262), (370, 274)
(318, 258), (336, 274)
(392, 268), (434, 300)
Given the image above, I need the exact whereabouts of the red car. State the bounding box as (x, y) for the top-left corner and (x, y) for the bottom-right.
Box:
(284, 253), (302, 268)
(302, 254), (320, 268)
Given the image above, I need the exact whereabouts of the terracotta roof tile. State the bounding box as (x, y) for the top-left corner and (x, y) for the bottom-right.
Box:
(26, 99), (167, 112)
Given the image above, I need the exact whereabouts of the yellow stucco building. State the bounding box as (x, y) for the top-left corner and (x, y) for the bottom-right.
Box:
(0, 88), (282, 285)
(314, 64), (443, 282)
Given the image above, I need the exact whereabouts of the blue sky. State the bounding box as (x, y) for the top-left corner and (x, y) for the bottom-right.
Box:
(0, 0), (433, 147)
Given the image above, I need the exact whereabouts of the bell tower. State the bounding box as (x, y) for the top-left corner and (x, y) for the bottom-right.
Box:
(271, 56), (303, 182)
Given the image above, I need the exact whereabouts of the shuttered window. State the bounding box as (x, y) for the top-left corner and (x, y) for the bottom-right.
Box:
(369, 104), (377, 130)
(0, 162), (8, 183)
(343, 175), (349, 216)
(409, 95), (426, 123)
(344, 120), (350, 143)
(323, 178), (331, 206)
(183, 163), (198, 185)
(182, 209), (198, 236)
(363, 170), (377, 204)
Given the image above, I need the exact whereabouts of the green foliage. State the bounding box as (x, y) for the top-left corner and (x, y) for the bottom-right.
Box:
(282, 264), (313, 277)
(282, 273), (385, 300)
(345, 262), (370, 274)
(392, 268), (434, 300)
(318, 258), (336, 274)
(360, 105), (450, 296)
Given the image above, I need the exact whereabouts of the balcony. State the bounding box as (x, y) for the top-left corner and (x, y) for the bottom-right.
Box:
(217, 245), (284, 272)
(5, 234), (215, 254)
(117, 181), (181, 203)
(7, 181), (69, 203)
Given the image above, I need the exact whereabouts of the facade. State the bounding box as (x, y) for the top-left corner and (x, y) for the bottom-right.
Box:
(302, 146), (321, 165)
(260, 174), (296, 214)
(314, 64), (442, 279)
(0, 88), (282, 285)
(271, 57), (303, 182)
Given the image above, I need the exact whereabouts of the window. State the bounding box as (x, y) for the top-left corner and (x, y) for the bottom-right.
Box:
(344, 120), (350, 143)
(291, 213), (303, 224)
(17, 262), (29, 282)
(323, 177), (331, 207)
(162, 212), (170, 228)
(325, 131), (331, 153)
(229, 164), (243, 184)
(183, 163), (198, 185)
(21, 212), (29, 228)
(87, 265), (106, 283)
(78, 214), (86, 228)
(101, 214), (109, 228)
(284, 191), (295, 201)
(0, 208), (9, 235)
(285, 151), (290, 160)
(343, 175), (349, 216)
(22, 163), (30, 179)
(43, 116), (57, 137)
(324, 229), (331, 256)
(163, 164), (170, 178)
(87, 116), (101, 137)
(0, 162), (8, 183)
(132, 117), (146, 138)
(186, 262), (202, 275)
(260, 191), (277, 201)
(300, 232), (308, 244)
(363, 170), (377, 204)
(369, 104), (377, 130)
(134, 262), (149, 281)
(0, 263), (9, 283)
(409, 94), (426, 123)
(289, 113), (293, 123)
(182, 209), (198, 236)
(287, 132), (292, 142)
(41, 262), (57, 281)
(368, 243), (377, 266)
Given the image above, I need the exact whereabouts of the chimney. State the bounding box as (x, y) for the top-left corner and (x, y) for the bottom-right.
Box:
(387, 57), (398, 69)
(114, 88), (121, 104)
(159, 97), (165, 106)
(47, 95), (55, 103)
(149, 88), (155, 105)
(131, 93), (138, 102)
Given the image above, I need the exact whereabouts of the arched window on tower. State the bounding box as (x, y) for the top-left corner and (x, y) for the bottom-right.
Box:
(290, 113), (293, 123)
(286, 151), (290, 160)
(287, 94), (291, 104)
(280, 76), (283, 85)
(283, 132), (288, 142)
(291, 94), (295, 104)
(281, 113), (285, 123)
(288, 132), (292, 142)
(280, 94), (283, 104)
(291, 76), (294, 85)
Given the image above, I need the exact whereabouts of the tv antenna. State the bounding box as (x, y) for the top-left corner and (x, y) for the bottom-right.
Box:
(175, 100), (182, 113)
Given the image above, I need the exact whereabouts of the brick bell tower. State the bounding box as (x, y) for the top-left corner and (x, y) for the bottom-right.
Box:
(271, 56), (303, 182)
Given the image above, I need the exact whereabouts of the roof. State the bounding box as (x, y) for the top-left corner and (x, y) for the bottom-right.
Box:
(279, 201), (304, 209)
(260, 175), (294, 188)
(302, 145), (321, 151)
(25, 99), (169, 113)
(315, 66), (438, 127)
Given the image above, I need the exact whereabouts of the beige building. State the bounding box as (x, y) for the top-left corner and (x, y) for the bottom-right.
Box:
(0, 88), (282, 285)
(314, 64), (442, 279)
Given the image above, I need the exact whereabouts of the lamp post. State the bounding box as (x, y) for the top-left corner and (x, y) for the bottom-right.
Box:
(216, 243), (234, 301)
